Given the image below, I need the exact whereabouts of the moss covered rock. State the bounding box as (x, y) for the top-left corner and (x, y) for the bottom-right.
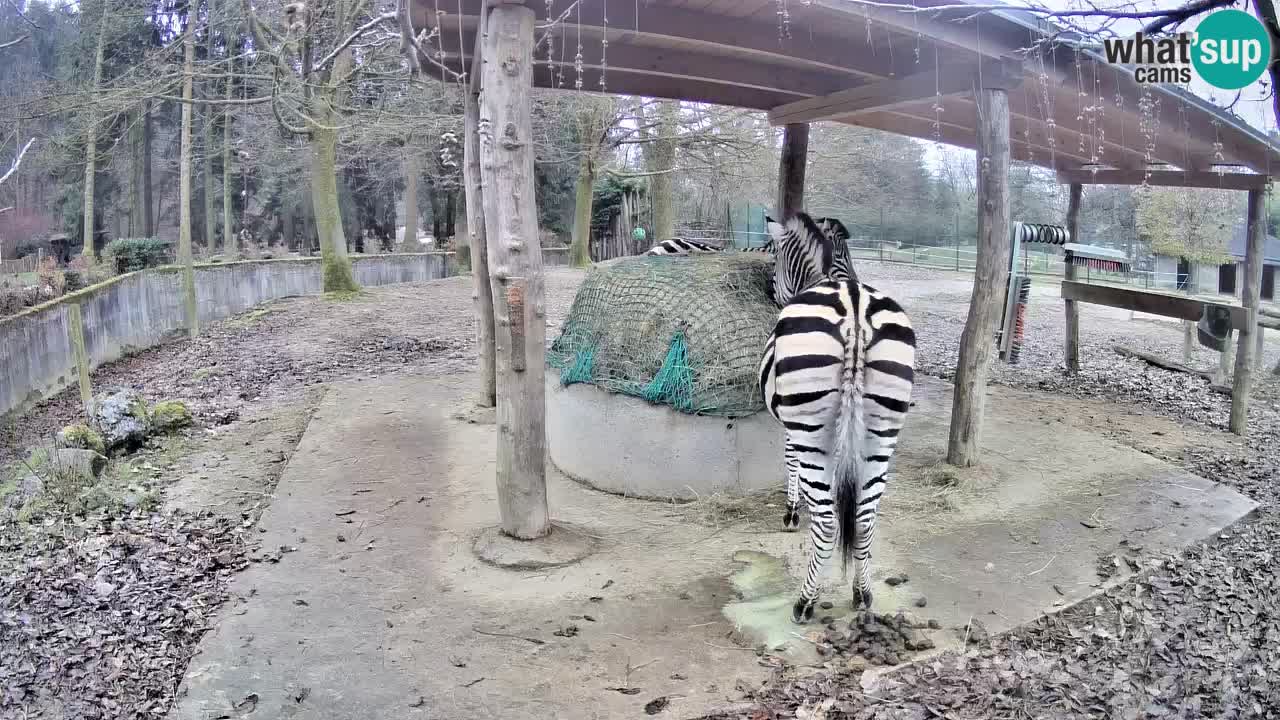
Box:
(57, 424), (107, 455)
(150, 400), (193, 433)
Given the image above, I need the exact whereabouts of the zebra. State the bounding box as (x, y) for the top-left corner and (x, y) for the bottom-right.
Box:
(645, 217), (854, 308)
(644, 237), (773, 255)
(757, 212), (916, 623)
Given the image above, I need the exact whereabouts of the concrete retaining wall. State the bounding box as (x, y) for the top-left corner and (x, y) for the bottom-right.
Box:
(545, 375), (783, 499)
(1, 253), (455, 417)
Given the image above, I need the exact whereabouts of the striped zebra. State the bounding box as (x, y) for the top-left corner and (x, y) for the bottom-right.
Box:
(644, 237), (774, 255)
(645, 218), (854, 308)
(757, 212), (916, 623)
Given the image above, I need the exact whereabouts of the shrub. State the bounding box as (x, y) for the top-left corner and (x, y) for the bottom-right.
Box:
(0, 285), (37, 316)
(37, 255), (65, 297)
(106, 237), (170, 273)
(149, 400), (193, 433)
(57, 424), (107, 455)
(63, 255), (88, 291)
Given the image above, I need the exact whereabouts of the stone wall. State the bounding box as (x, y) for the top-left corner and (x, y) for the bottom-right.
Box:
(1, 253), (455, 417)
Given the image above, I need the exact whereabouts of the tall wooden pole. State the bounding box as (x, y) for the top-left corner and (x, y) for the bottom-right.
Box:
(178, 23), (199, 337)
(464, 6), (497, 408)
(1230, 188), (1266, 434)
(947, 85), (1013, 467)
(1063, 183), (1082, 373)
(479, 2), (549, 539)
(776, 123), (809, 216)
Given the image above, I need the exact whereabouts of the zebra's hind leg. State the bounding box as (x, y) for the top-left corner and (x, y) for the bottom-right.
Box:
(782, 445), (801, 531)
(851, 469), (888, 612)
(792, 506), (835, 624)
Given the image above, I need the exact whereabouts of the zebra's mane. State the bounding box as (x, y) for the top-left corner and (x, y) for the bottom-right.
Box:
(765, 211), (837, 307)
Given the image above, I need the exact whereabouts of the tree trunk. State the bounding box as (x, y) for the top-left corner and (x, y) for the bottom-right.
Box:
(1182, 265), (1196, 363)
(310, 124), (358, 292)
(1063, 184), (1082, 373)
(947, 87), (1012, 468)
(128, 110), (143, 237)
(403, 143), (418, 247)
(429, 185), (443, 240)
(648, 101), (679, 241)
(1230, 189), (1266, 433)
(203, 2), (216, 253)
(776, 122), (809, 218)
(222, 24), (236, 252)
(479, 4), (549, 540)
(569, 152), (595, 266)
(445, 190), (456, 241)
(143, 100), (154, 237)
(179, 24), (199, 337)
(81, 13), (107, 260)
(464, 68), (496, 407)
(307, 45), (358, 293)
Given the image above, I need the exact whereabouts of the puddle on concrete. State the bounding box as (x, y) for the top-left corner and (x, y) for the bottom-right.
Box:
(722, 550), (855, 664)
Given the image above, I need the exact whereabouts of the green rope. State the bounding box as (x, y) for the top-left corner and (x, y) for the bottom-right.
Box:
(560, 346), (595, 385)
(641, 328), (696, 413)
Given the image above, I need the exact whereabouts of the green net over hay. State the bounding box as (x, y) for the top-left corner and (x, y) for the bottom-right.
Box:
(547, 253), (778, 417)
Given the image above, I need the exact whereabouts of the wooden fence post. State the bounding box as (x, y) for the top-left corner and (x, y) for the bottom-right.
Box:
(67, 303), (93, 414)
(1230, 188), (1265, 434)
(464, 8), (497, 409)
(776, 123), (809, 216)
(1063, 183), (1082, 373)
(947, 84), (1013, 468)
(479, 2), (550, 540)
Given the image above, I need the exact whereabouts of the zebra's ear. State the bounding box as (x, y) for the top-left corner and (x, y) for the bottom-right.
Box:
(765, 215), (787, 243)
(818, 217), (851, 242)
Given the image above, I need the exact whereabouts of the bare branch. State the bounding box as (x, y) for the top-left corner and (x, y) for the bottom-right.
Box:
(313, 11), (397, 72)
(1142, 0), (1237, 33)
(0, 137), (35, 187)
(3, 0), (40, 29)
(0, 33), (28, 50)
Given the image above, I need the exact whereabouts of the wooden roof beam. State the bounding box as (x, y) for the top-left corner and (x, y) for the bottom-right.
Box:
(439, 29), (847, 99)
(1057, 168), (1274, 190)
(767, 57), (1021, 126)
(851, 109), (1091, 170)
(429, 0), (900, 81)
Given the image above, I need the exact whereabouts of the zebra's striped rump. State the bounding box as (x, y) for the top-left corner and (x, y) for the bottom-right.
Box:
(759, 276), (915, 623)
(645, 238), (723, 255)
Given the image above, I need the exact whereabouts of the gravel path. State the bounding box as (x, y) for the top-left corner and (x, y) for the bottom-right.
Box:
(5, 261), (1280, 719)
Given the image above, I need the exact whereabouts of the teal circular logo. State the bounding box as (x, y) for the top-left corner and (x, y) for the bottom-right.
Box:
(1192, 10), (1272, 90)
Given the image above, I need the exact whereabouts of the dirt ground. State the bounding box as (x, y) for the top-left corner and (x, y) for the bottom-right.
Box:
(4, 261), (1280, 719)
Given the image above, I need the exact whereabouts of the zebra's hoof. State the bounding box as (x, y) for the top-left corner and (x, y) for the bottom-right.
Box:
(791, 597), (816, 624)
(852, 587), (874, 611)
(782, 505), (800, 531)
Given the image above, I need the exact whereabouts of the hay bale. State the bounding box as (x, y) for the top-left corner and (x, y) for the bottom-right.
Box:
(547, 252), (776, 417)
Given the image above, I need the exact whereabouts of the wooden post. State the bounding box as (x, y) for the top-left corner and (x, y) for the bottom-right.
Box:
(1063, 183), (1082, 373)
(478, 2), (550, 540)
(776, 122), (809, 216)
(67, 303), (92, 414)
(1216, 331), (1234, 384)
(1230, 188), (1265, 434)
(1257, 327), (1265, 371)
(947, 85), (1013, 468)
(464, 9), (497, 409)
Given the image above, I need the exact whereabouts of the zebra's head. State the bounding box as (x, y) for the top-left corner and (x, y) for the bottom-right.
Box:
(813, 217), (851, 246)
(765, 211), (835, 307)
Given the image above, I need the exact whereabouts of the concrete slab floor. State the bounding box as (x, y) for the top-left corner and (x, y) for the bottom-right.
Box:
(168, 373), (1257, 720)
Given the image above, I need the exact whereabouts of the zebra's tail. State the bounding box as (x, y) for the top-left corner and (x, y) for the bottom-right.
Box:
(832, 282), (865, 576)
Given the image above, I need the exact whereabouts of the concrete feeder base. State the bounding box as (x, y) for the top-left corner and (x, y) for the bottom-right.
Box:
(545, 375), (782, 500)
